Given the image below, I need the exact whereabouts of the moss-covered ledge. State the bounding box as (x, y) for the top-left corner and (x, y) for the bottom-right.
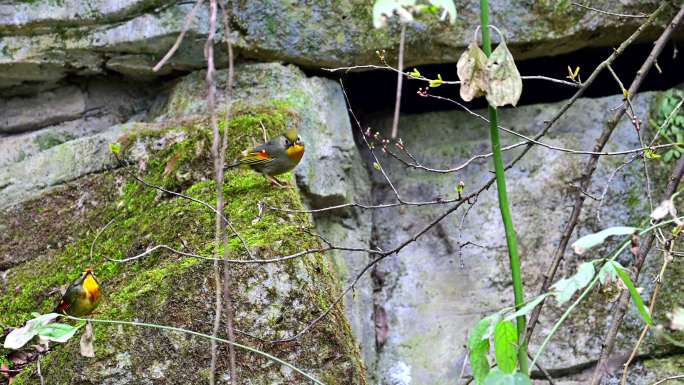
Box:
(1, 66), (366, 384)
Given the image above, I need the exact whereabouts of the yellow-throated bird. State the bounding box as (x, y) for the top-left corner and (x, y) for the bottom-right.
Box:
(54, 268), (102, 317)
(226, 128), (305, 187)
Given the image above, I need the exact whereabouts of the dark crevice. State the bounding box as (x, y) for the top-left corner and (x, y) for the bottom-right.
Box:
(303, 40), (684, 116)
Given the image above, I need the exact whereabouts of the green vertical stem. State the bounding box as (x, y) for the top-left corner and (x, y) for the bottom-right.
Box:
(479, 0), (529, 373)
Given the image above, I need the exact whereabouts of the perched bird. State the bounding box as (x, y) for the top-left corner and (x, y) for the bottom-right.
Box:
(226, 128), (305, 187)
(54, 268), (102, 317)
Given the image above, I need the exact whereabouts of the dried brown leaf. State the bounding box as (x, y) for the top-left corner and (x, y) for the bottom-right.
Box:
(79, 322), (95, 358)
(456, 42), (488, 101)
(484, 40), (522, 107)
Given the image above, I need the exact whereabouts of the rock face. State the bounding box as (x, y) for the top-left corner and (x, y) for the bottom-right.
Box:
(0, 63), (366, 384)
(1, 0), (677, 92)
(333, 91), (683, 384)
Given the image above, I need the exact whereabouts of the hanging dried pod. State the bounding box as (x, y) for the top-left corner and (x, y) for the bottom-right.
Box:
(484, 38), (522, 107)
(456, 41), (488, 101)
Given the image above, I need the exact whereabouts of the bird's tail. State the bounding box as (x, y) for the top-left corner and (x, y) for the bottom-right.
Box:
(225, 160), (241, 169)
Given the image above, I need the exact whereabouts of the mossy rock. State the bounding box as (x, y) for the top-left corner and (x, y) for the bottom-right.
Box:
(0, 74), (366, 384)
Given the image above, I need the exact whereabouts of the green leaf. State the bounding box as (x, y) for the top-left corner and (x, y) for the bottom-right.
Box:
(571, 226), (638, 255)
(373, 162), (382, 170)
(644, 149), (661, 160)
(493, 321), (517, 373)
(456, 181), (465, 194)
(611, 261), (653, 325)
(109, 142), (122, 156)
(506, 294), (551, 320)
(551, 262), (595, 305)
(429, 73), (444, 88)
(598, 261), (619, 285)
(37, 323), (78, 343)
(484, 369), (532, 385)
(664, 150), (675, 163)
(409, 68), (422, 78)
(3, 313), (61, 350)
(425, 0), (457, 24)
(468, 316), (493, 385)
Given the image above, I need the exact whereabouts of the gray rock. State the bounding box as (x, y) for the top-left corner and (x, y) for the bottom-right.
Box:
(0, 79), (159, 167)
(0, 86), (85, 133)
(0, 0), (677, 90)
(345, 91), (679, 384)
(0, 123), (132, 209)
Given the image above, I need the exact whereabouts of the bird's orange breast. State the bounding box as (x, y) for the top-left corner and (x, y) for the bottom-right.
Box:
(83, 274), (101, 303)
(286, 145), (305, 162)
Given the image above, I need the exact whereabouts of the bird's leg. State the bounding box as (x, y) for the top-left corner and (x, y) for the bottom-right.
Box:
(264, 174), (291, 189)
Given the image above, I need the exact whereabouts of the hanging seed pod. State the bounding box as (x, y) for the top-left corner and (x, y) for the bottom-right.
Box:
(456, 41), (488, 101)
(484, 37), (522, 107)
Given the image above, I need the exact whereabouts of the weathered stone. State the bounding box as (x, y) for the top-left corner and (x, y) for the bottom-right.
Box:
(0, 0), (678, 90)
(0, 79), (159, 167)
(105, 54), (173, 78)
(0, 123), (133, 209)
(0, 86), (85, 133)
(340, 91), (684, 384)
(0, 63), (367, 384)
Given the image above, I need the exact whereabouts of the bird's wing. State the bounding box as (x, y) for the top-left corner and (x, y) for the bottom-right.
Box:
(238, 144), (276, 166)
(55, 284), (80, 314)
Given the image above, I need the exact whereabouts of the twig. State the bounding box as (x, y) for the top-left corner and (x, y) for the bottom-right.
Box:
(68, 316), (325, 385)
(619, 241), (675, 385)
(606, 63), (655, 213)
(572, 2), (648, 18)
(117, 164), (253, 259)
(257, 3), (666, 344)
(153, 0), (205, 72)
(323, 65), (581, 88)
(651, 375), (684, 385)
(205, 0), (225, 382)
(106, 242), (380, 264)
(456, 197), (478, 268)
(420, 93), (684, 158)
(261, 81), (500, 343)
(391, 24), (406, 139)
(596, 156), (639, 222)
(218, 1), (238, 382)
(528, 351), (555, 385)
(525, 1), (673, 342)
(589, 102), (684, 385)
(89, 218), (115, 265)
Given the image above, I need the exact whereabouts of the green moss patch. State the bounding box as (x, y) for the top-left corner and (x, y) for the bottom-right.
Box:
(1, 107), (365, 384)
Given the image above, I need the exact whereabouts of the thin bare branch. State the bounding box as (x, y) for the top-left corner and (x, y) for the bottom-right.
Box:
(572, 2), (648, 18)
(89, 218), (115, 265)
(205, 0), (224, 382)
(619, 242), (675, 385)
(153, 0), (205, 72)
(590, 121), (684, 385)
(115, 158), (255, 259)
(322, 65), (581, 88)
(391, 24), (406, 139)
(525, 1), (673, 342)
(218, 1), (238, 382)
(651, 375), (684, 385)
(421, 92), (684, 159)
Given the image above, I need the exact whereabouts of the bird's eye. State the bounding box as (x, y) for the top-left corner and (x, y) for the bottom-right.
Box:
(296, 137), (301, 144)
(285, 139), (291, 146)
